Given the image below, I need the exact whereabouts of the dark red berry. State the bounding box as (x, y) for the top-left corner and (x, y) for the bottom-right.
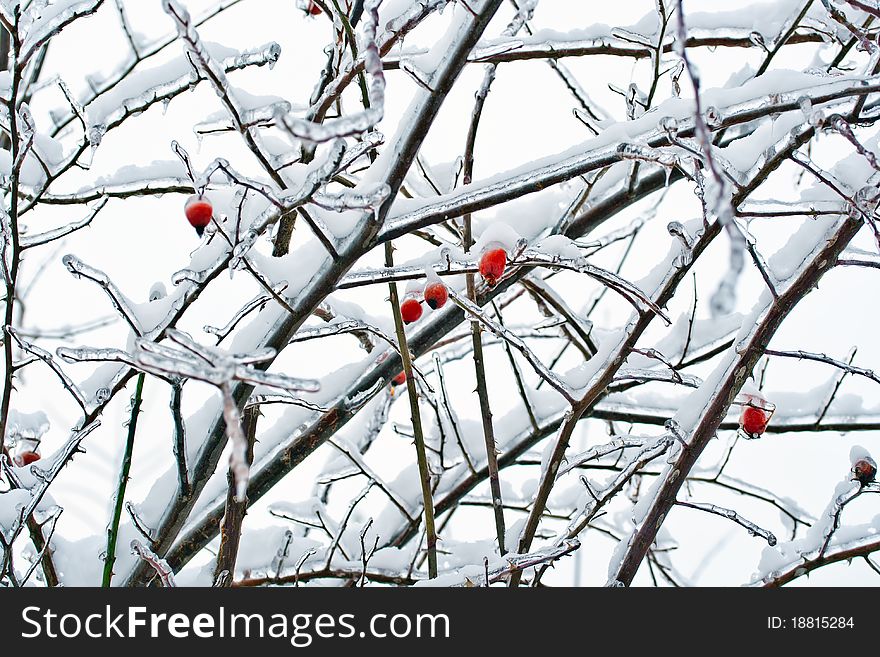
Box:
(306, 1), (322, 15)
(185, 194), (213, 236)
(14, 451), (40, 467)
(401, 297), (423, 324)
(853, 457), (877, 486)
(479, 247), (507, 287)
(424, 281), (448, 310)
(392, 371), (406, 386)
(741, 405), (769, 436)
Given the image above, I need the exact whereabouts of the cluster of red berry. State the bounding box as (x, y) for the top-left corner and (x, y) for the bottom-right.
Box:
(390, 247), (508, 388)
(400, 279), (448, 325)
(399, 247), (508, 326)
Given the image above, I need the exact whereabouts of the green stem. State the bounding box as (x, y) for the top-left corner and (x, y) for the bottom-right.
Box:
(102, 372), (145, 587)
(385, 242), (437, 578)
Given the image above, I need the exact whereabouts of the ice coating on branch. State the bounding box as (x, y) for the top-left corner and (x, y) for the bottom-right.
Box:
(751, 467), (870, 586)
(275, 0), (385, 143)
(0, 490), (33, 541)
(18, 1), (104, 64)
(85, 42), (281, 129)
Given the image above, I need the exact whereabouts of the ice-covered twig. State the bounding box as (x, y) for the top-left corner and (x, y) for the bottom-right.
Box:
(432, 352), (476, 473)
(675, 500), (777, 546)
(135, 329), (320, 393)
(275, 0), (384, 143)
(8, 329), (89, 413)
(20, 197), (108, 248)
(820, 0), (875, 53)
(61, 255), (145, 336)
(220, 382), (249, 502)
(50, 0), (248, 137)
(245, 393), (329, 414)
(130, 540), (176, 587)
(19, 1), (105, 67)
(754, 532), (880, 587)
(214, 406), (258, 582)
(613, 366), (701, 389)
(328, 440), (415, 523)
(547, 435), (675, 564)
(1, 421), (100, 546)
(765, 347), (880, 385)
(203, 284), (287, 344)
(379, 73), (880, 242)
(444, 539), (580, 587)
(307, 0), (450, 121)
(818, 481), (864, 559)
(162, 0), (284, 187)
(324, 484), (372, 569)
(560, 437), (651, 476)
(823, 113), (880, 173)
(447, 287), (576, 403)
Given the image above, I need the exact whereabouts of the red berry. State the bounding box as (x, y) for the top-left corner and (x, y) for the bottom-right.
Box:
(392, 371), (406, 386)
(400, 297), (423, 324)
(424, 281), (448, 310)
(479, 247), (507, 287)
(741, 405), (769, 436)
(14, 451), (40, 467)
(306, 1), (322, 15)
(853, 457), (877, 486)
(185, 194), (213, 236)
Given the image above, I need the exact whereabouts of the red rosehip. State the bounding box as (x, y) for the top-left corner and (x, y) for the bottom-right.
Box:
(392, 371), (406, 387)
(13, 451), (40, 467)
(306, 1), (322, 15)
(424, 281), (448, 310)
(185, 194), (213, 236)
(400, 297), (423, 324)
(853, 457), (877, 486)
(479, 247), (507, 287)
(741, 405), (769, 436)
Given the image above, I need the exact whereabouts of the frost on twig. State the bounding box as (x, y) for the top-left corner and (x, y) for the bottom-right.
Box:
(130, 539), (176, 587)
(275, 0), (385, 143)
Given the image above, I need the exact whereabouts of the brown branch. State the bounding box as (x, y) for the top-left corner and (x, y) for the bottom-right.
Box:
(213, 406), (258, 586)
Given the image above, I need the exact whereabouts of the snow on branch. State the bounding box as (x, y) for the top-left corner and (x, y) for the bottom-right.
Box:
(275, 0), (384, 143)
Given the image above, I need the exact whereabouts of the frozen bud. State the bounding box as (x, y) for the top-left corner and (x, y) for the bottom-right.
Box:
(659, 116), (679, 135)
(705, 106), (722, 129)
(853, 457), (877, 486)
(797, 96), (812, 117)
